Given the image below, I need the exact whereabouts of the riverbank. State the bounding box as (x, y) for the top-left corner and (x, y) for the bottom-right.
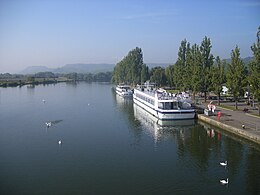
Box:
(0, 72), (113, 87)
(0, 77), (70, 87)
(196, 102), (260, 145)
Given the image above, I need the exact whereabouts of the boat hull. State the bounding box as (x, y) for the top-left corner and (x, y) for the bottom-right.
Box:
(116, 90), (132, 97)
(133, 95), (195, 120)
(115, 86), (133, 97)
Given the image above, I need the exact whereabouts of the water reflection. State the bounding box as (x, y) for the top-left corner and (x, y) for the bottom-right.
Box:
(45, 119), (63, 129)
(26, 84), (35, 94)
(132, 102), (260, 193)
(115, 92), (133, 107)
(133, 103), (195, 143)
(0, 82), (259, 195)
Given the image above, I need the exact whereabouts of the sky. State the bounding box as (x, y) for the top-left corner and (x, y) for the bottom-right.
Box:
(0, 0), (259, 73)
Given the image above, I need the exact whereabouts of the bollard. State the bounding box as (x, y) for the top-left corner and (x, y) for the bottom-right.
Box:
(218, 111), (221, 121)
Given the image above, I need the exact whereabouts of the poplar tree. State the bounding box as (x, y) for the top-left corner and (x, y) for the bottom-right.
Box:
(248, 26), (260, 115)
(211, 56), (226, 105)
(200, 37), (214, 102)
(165, 65), (175, 87)
(226, 46), (246, 109)
(112, 47), (144, 85)
(150, 67), (167, 87)
(189, 43), (203, 100)
(174, 39), (190, 91)
(141, 64), (149, 84)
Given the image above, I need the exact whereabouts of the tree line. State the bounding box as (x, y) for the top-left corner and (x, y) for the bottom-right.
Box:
(0, 71), (113, 87)
(112, 27), (260, 113)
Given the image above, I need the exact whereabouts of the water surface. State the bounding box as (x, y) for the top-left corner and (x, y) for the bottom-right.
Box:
(0, 82), (259, 194)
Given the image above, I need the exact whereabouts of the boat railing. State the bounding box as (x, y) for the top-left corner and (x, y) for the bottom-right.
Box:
(158, 94), (192, 101)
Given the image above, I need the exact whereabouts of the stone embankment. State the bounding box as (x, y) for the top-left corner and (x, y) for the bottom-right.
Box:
(195, 102), (260, 145)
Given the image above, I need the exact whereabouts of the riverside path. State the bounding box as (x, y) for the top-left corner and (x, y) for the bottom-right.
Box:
(196, 101), (260, 144)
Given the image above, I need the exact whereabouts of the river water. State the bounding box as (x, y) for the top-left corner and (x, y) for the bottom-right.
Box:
(0, 82), (259, 195)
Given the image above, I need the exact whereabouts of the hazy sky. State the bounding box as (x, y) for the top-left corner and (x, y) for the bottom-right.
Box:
(0, 0), (259, 73)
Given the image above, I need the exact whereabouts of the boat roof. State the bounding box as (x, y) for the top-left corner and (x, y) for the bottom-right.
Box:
(135, 87), (191, 102)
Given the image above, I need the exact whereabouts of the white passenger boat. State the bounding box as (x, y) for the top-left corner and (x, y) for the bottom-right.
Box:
(116, 85), (133, 97)
(133, 82), (195, 120)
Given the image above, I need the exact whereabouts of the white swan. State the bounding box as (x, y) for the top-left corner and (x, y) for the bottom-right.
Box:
(58, 140), (62, 145)
(45, 122), (52, 128)
(220, 178), (228, 184)
(220, 161), (227, 166)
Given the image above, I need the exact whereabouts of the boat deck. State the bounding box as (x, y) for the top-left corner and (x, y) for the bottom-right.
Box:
(135, 88), (191, 102)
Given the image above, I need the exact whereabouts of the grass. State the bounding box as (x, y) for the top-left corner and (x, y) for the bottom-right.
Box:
(218, 104), (260, 117)
(166, 89), (179, 94)
(247, 113), (260, 118)
(217, 105), (239, 111)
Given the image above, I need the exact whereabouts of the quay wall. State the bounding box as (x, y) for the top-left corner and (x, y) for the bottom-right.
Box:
(197, 114), (260, 145)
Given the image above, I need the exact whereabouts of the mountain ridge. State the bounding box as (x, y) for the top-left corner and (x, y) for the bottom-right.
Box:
(19, 63), (171, 74)
(18, 57), (253, 74)
(19, 63), (115, 74)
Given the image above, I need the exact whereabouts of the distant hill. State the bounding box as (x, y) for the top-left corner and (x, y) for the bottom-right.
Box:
(146, 63), (171, 68)
(18, 57), (253, 75)
(19, 63), (172, 74)
(20, 64), (115, 74)
(53, 63), (115, 74)
(20, 66), (53, 74)
(224, 56), (254, 65)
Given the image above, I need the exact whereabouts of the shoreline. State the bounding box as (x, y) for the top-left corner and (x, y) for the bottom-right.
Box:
(195, 103), (260, 145)
(197, 114), (260, 145)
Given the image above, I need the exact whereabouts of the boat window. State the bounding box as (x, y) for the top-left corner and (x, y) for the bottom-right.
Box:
(164, 102), (171, 110)
(158, 102), (163, 109)
(178, 102), (182, 109)
(182, 102), (191, 109)
(172, 102), (178, 109)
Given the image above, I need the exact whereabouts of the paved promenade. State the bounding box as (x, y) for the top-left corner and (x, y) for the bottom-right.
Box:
(195, 101), (260, 144)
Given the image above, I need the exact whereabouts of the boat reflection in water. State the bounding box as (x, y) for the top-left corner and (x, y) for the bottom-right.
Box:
(133, 103), (195, 143)
(115, 92), (132, 104)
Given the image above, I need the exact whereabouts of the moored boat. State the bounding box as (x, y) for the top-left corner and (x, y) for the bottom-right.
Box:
(133, 82), (195, 120)
(115, 85), (133, 97)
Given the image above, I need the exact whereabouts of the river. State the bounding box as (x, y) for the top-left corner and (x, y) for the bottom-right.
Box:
(0, 82), (259, 194)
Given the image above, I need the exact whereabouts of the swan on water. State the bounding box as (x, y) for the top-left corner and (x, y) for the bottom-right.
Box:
(45, 122), (52, 128)
(220, 161), (227, 166)
(220, 178), (228, 185)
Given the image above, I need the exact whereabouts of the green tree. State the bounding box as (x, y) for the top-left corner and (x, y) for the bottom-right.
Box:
(174, 39), (190, 90)
(226, 46), (246, 109)
(35, 72), (55, 78)
(112, 60), (127, 83)
(211, 56), (226, 105)
(141, 64), (149, 84)
(200, 36), (214, 102)
(150, 66), (167, 87)
(66, 72), (77, 81)
(189, 43), (203, 100)
(26, 76), (35, 83)
(248, 26), (260, 115)
(84, 73), (93, 82)
(93, 72), (112, 82)
(165, 64), (175, 87)
(112, 47), (144, 85)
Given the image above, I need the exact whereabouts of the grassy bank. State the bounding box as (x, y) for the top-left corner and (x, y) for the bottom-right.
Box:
(0, 77), (70, 87)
